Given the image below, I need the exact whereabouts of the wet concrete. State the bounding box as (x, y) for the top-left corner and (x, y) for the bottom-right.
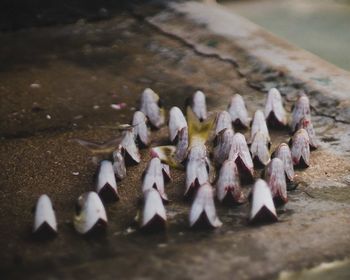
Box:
(1, 4), (350, 280)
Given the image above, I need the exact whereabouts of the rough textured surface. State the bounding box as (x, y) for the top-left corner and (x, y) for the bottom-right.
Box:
(1, 2), (350, 280)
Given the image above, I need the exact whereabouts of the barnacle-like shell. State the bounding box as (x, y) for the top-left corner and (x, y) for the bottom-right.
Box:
(185, 144), (209, 198)
(227, 94), (250, 128)
(175, 127), (189, 163)
(187, 107), (214, 148)
(250, 131), (271, 167)
(132, 111), (150, 147)
(74, 192), (108, 235)
(162, 163), (172, 182)
(265, 158), (288, 205)
(274, 143), (295, 183)
(189, 183), (222, 229)
(228, 133), (254, 182)
(215, 111), (233, 136)
(112, 146), (126, 180)
(97, 160), (119, 202)
(216, 160), (246, 204)
(291, 129), (310, 168)
(141, 189), (167, 231)
(169, 106), (187, 143)
(250, 179), (278, 224)
(297, 116), (318, 149)
(120, 128), (141, 164)
(213, 128), (234, 166)
(140, 88), (165, 128)
(191, 90), (207, 121)
(142, 157), (168, 202)
(33, 195), (57, 237)
(264, 88), (287, 127)
(291, 94), (311, 132)
(251, 110), (270, 143)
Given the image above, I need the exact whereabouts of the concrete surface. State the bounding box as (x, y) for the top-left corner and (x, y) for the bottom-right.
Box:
(0, 1), (350, 279)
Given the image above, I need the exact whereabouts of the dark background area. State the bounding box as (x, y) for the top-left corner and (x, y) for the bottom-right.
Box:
(0, 0), (133, 31)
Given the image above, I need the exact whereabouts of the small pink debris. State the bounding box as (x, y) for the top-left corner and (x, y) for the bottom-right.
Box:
(110, 103), (127, 110)
(93, 105), (100, 110)
(72, 171), (79, 176)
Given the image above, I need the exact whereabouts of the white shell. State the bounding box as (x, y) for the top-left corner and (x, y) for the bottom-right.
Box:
(189, 183), (222, 228)
(192, 90), (207, 120)
(97, 160), (119, 201)
(142, 157), (168, 201)
(251, 110), (270, 143)
(161, 163), (172, 182)
(175, 127), (189, 162)
(250, 179), (278, 223)
(169, 106), (187, 142)
(264, 88), (287, 126)
(265, 158), (288, 204)
(250, 131), (271, 166)
(112, 146), (126, 180)
(132, 111), (150, 146)
(228, 133), (254, 179)
(142, 189), (167, 228)
(74, 192), (108, 234)
(33, 194), (57, 233)
(185, 144), (209, 196)
(121, 128), (141, 164)
(227, 94), (250, 128)
(213, 128), (234, 165)
(291, 129), (310, 167)
(140, 88), (165, 128)
(216, 160), (245, 204)
(274, 143), (295, 182)
(297, 116), (318, 149)
(291, 94), (311, 132)
(215, 111), (233, 136)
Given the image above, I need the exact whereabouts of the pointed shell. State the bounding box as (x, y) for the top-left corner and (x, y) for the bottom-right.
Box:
(169, 106), (187, 143)
(121, 129), (141, 164)
(265, 158), (288, 204)
(113, 146), (126, 180)
(192, 90), (207, 121)
(250, 131), (271, 166)
(189, 183), (222, 228)
(97, 160), (119, 202)
(297, 116), (318, 149)
(274, 143), (295, 182)
(140, 88), (165, 128)
(74, 192), (108, 234)
(228, 133), (254, 181)
(33, 194), (57, 234)
(132, 111), (150, 147)
(291, 129), (310, 167)
(251, 110), (270, 143)
(250, 179), (278, 224)
(291, 94), (311, 132)
(185, 157), (209, 198)
(216, 160), (245, 204)
(175, 127), (189, 163)
(141, 189), (167, 230)
(142, 157), (168, 201)
(213, 128), (234, 165)
(265, 88), (287, 126)
(215, 111), (233, 136)
(227, 94), (250, 128)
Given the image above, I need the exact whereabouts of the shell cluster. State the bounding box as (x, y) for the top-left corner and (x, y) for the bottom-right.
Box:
(32, 87), (318, 237)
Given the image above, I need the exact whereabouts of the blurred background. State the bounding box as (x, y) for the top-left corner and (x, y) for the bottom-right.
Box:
(1, 0), (349, 70)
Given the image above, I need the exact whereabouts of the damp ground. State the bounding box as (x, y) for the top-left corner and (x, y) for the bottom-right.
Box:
(0, 6), (350, 280)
